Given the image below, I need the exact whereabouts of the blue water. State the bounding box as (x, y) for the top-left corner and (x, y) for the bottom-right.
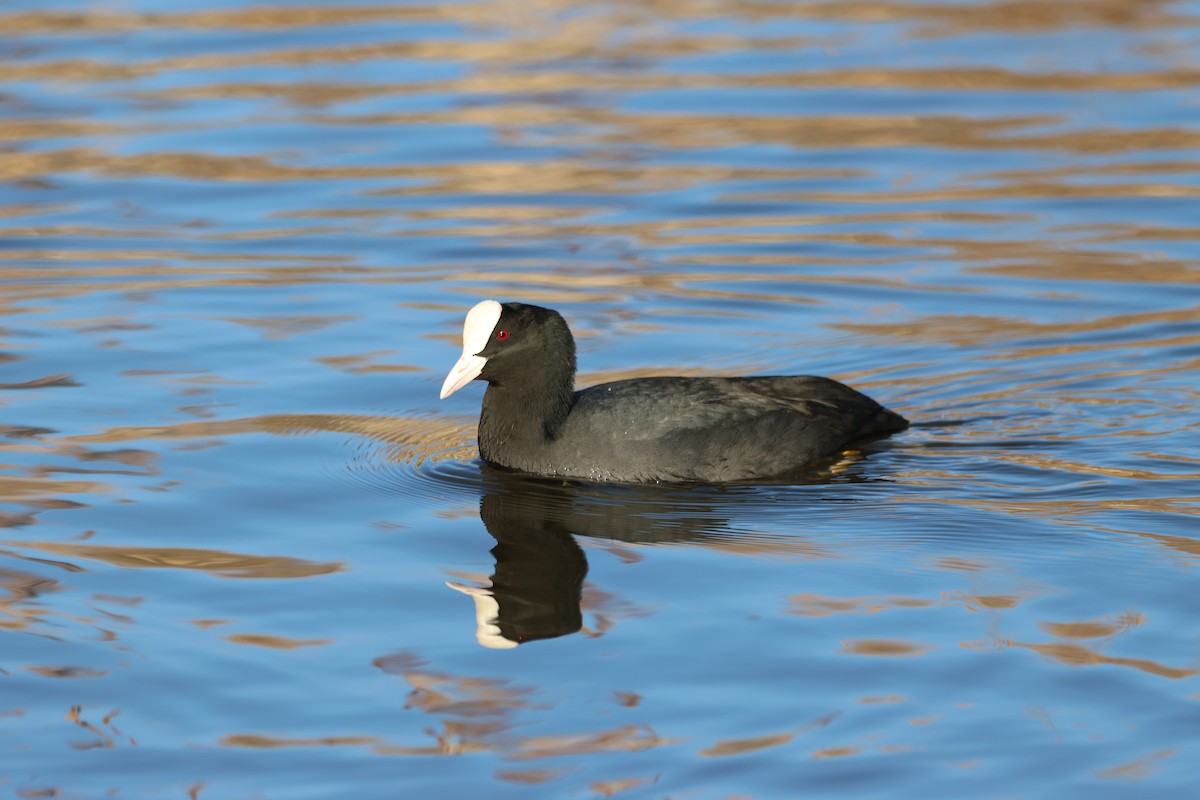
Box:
(2, 1), (1199, 797)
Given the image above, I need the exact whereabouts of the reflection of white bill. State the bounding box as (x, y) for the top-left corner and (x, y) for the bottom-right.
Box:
(445, 580), (519, 649)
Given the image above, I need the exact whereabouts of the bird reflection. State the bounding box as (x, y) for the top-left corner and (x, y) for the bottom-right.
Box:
(447, 462), (886, 649)
(447, 484), (588, 649)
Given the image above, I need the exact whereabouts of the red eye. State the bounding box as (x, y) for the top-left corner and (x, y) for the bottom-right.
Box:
(496, 330), (509, 340)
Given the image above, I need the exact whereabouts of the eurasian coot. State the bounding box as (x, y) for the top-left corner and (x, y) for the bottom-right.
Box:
(440, 300), (907, 483)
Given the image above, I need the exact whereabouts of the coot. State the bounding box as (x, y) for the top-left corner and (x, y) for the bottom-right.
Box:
(440, 300), (907, 483)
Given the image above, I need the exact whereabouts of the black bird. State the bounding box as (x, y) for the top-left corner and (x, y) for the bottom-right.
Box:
(440, 300), (907, 483)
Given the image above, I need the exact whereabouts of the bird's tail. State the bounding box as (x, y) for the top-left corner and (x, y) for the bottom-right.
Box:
(865, 405), (909, 435)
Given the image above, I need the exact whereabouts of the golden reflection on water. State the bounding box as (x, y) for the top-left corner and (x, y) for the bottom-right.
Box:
(700, 710), (841, 758)
(9, 541), (342, 579)
(589, 775), (661, 797)
(840, 639), (932, 657)
(64, 412), (478, 476)
(788, 592), (939, 616)
(315, 352), (422, 374)
(700, 730), (797, 757)
(0, 0), (1188, 35)
(238, 649), (679, 760)
(221, 733), (379, 749)
(494, 767), (566, 785)
(1094, 747), (1177, 781)
(1014, 641), (1197, 680)
(0, 565), (67, 632)
(786, 587), (1195, 678)
(224, 633), (333, 649)
(66, 705), (136, 750)
(1039, 613), (1144, 639)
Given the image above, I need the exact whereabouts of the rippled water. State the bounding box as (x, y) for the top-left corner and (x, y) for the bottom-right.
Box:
(3, 1), (1199, 796)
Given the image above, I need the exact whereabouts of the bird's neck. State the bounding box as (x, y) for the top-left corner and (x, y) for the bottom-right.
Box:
(478, 367), (575, 458)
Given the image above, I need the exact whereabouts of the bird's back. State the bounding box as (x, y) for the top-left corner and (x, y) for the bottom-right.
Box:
(547, 376), (906, 482)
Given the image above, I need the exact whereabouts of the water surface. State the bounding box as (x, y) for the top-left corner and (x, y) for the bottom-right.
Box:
(2, 1), (1199, 797)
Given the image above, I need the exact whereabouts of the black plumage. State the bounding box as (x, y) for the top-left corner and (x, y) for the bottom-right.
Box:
(442, 301), (907, 483)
